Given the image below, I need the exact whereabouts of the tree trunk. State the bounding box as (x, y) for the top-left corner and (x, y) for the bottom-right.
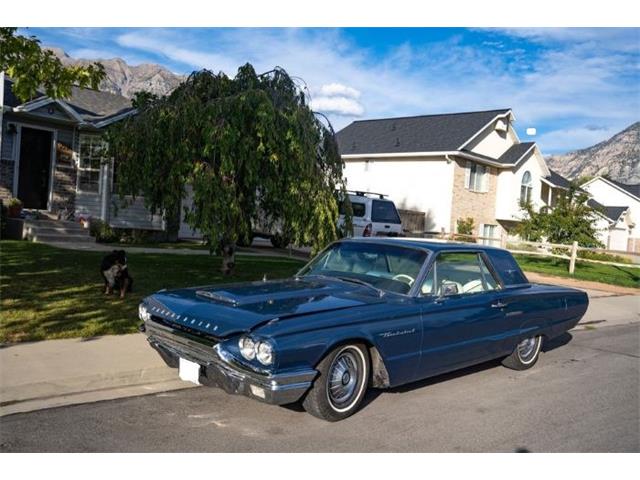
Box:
(220, 240), (236, 275)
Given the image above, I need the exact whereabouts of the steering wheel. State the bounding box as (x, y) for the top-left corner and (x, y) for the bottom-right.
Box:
(392, 273), (415, 286)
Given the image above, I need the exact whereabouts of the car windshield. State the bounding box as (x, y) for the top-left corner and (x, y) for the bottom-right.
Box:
(298, 242), (428, 295)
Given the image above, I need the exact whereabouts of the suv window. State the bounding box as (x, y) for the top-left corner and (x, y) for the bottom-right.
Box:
(371, 200), (401, 224)
(339, 200), (366, 218)
(421, 252), (500, 296)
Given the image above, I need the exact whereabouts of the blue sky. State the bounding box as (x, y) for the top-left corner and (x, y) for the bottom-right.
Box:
(26, 27), (640, 155)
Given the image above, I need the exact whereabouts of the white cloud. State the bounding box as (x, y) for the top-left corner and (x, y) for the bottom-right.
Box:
(106, 28), (638, 152)
(310, 96), (364, 116)
(317, 83), (361, 99)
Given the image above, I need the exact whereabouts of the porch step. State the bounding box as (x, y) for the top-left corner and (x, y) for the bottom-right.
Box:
(22, 218), (94, 244)
(30, 233), (96, 244)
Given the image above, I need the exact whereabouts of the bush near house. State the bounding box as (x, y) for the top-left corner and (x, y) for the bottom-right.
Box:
(0, 240), (304, 343)
(456, 217), (475, 236)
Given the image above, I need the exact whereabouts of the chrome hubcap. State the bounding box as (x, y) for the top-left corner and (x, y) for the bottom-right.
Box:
(517, 337), (538, 361)
(328, 351), (359, 408)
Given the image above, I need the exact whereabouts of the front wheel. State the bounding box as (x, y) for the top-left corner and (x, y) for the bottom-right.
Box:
(502, 335), (543, 370)
(302, 344), (370, 422)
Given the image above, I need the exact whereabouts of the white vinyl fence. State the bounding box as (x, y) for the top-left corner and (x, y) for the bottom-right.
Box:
(414, 231), (640, 275)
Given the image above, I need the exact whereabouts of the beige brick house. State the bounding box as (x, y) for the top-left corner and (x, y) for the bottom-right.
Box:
(337, 108), (571, 243)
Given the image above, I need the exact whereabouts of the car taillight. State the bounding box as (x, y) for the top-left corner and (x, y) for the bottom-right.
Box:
(363, 223), (372, 237)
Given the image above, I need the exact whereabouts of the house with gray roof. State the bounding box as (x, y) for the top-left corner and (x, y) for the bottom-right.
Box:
(1, 77), (165, 234)
(581, 176), (639, 252)
(337, 108), (571, 243)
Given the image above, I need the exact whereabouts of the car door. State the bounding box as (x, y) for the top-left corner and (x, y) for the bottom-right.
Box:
(416, 251), (511, 379)
(350, 200), (368, 236)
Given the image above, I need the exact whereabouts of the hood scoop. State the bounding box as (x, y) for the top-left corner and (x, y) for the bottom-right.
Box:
(195, 290), (239, 306)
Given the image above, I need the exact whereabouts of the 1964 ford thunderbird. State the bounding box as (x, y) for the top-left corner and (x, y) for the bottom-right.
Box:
(139, 238), (588, 421)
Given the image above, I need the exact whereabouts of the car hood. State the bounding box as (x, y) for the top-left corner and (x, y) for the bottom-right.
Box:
(144, 277), (385, 338)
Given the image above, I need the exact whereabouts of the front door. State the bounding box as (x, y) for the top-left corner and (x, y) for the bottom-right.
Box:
(18, 127), (53, 210)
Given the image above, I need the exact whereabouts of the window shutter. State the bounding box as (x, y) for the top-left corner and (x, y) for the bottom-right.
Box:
(464, 161), (471, 189)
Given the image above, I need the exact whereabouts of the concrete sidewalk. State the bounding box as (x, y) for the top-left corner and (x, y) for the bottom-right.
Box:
(0, 333), (191, 416)
(1, 292), (637, 417)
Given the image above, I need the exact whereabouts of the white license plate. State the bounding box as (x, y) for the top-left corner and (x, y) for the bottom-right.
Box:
(179, 357), (201, 385)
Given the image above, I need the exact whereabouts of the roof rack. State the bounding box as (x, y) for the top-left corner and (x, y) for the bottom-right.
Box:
(346, 190), (388, 199)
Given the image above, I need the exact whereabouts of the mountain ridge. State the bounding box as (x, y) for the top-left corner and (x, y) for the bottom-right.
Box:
(47, 46), (184, 99)
(546, 122), (640, 184)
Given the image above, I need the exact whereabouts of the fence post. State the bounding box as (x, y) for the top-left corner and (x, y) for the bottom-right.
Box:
(569, 241), (578, 274)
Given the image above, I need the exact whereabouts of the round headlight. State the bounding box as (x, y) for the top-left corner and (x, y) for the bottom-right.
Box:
(256, 341), (274, 366)
(138, 303), (151, 322)
(238, 336), (256, 360)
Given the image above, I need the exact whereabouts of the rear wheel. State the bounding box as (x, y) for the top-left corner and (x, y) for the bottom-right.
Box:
(502, 335), (542, 370)
(302, 344), (370, 422)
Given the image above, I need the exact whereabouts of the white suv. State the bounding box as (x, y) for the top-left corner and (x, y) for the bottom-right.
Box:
(338, 192), (403, 238)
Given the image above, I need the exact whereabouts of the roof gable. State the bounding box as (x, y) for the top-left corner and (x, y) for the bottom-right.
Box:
(337, 109), (511, 156)
(582, 176), (640, 202)
(3, 77), (134, 127)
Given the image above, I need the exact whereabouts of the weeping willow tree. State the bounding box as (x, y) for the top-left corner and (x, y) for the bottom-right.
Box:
(107, 64), (347, 274)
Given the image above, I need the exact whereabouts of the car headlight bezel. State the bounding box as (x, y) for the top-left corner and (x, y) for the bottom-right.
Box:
(255, 341), (274, 366)
(237, 336), (274, 366)
(238, 336), (257, 361)
(138, 303), (151, 322)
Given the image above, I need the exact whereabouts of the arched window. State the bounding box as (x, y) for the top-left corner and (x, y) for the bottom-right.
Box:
(520, 171), (533, 205)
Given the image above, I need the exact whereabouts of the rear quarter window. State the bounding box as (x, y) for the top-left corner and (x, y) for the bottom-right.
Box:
(371, 200), (401, 224)
(486, 250), (529, 286)
(339, 200), (366, 218)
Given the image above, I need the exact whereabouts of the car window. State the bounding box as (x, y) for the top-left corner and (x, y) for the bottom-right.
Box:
(339, 200), (366, 218)
(420, 252), (500, 296)
(371, 200), (401, 224)
(300, 242), (427, 295)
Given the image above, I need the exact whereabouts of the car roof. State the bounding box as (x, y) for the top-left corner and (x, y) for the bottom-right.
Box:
(339, 237), (503, 253)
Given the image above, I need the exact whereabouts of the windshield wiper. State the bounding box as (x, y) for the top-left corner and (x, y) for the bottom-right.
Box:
(333, 276), (386, 297)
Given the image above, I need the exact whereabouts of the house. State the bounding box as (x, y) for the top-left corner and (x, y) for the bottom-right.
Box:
(581, 176), (639, 252)
(0, 77), (164, 232)
(337, 108), (571, 244)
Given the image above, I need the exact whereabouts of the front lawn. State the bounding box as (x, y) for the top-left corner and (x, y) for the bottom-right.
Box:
(0, 240), (304, 343)
(515, 254), (640, 289)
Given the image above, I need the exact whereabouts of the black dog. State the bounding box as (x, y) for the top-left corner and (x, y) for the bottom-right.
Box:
(100, 250), (133, 298)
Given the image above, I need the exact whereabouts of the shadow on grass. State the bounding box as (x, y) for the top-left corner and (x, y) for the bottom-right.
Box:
(0, 240), (303, 343)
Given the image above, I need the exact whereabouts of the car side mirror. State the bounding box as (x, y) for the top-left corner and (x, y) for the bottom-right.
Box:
(440, 282), (459, 297)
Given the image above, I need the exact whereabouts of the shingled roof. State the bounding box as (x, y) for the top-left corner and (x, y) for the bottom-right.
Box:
(609, 179), (640, 199)
(337, 109), (511, 155)
(3, 77), (134, 125)
(587, 199), (629, 222)
(545, 169), (572, 189)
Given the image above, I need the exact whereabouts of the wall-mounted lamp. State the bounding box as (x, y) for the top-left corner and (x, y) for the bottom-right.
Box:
(6, 123), (17, 135)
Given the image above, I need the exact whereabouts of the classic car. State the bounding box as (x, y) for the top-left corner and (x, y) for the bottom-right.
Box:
(138, 238), (589, 421)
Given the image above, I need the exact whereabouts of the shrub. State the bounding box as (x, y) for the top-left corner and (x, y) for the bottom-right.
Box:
(456, 217), (475, 236)
(89, 219), (118, 242)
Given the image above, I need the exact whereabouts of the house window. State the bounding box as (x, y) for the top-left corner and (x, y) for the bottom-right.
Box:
(481, 224), (498, 246)
(520, 171), (533, 205)
(78, 135), (107, 193)
(465, 162), (488, 192)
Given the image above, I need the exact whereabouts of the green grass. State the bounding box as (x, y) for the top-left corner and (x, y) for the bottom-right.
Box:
(0, 240), (304, 343)
(515, 254), (640, 289)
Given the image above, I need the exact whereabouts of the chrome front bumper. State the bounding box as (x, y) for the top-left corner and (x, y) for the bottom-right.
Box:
(144, 317), (317, 405)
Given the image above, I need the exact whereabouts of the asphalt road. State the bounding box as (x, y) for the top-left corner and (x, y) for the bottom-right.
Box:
(1, 324), (638, 452)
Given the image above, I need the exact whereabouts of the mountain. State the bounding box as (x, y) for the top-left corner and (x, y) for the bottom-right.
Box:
(546, 122), (640, 184)
(47, 47), (184, 99)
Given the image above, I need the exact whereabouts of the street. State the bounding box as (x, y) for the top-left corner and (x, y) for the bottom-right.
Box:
(1, 323), (638, 452)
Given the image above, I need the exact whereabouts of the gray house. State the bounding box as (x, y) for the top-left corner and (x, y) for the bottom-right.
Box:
(1, 77), (164, 231)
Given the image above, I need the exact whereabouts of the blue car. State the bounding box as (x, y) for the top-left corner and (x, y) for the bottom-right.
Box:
(139, 238), (588, 421)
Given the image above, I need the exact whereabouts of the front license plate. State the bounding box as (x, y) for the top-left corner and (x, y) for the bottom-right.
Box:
(179, 357), (201, 385)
